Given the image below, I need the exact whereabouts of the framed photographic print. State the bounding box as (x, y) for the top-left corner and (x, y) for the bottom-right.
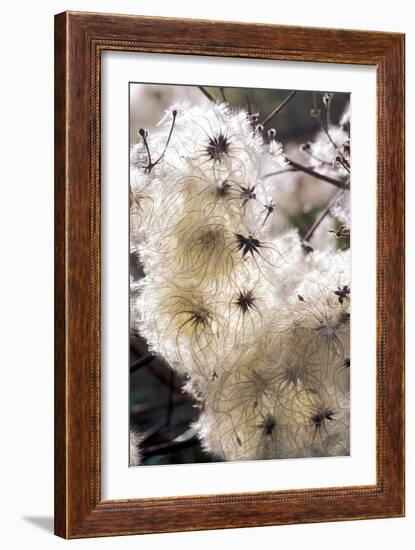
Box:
(54, 11), (405, 538)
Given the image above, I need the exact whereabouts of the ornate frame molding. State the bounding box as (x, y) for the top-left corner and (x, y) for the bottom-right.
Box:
(55, 11), (405, 538)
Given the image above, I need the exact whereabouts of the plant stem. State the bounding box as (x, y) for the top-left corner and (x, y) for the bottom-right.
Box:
(130, 340), (184, 392)
(262, 167), (297, 178)
(142, 431), (199, 460)
(198, 86), (215, 102)
(246, 93), (252, 116)
(166, 370), (175, 427)
(287, 159), (349, 190)
(303, 189), (343, 243)
(261, 91), (297, 126)
(130, 353), (155, 374)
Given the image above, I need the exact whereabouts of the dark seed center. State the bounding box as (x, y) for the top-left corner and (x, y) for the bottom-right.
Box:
(206, 133), (230, 161)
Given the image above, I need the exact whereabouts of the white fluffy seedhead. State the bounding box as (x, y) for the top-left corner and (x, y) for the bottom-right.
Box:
(331, 189), (350, 228)
(129, 427), (144, 467)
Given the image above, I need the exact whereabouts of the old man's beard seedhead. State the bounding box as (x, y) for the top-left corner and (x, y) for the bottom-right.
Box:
(130, 99), (350, 462)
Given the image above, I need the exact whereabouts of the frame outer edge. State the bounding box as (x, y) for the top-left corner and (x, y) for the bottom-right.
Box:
(376, 35), (405, 518)
(389, 34), (405, 516)
(53, 10), (405, 538)
(54, 11), (69, 539)
(401, 34), (406, 518)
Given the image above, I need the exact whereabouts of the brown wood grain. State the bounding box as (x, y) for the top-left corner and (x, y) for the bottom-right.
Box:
(54, 11), (405, 538)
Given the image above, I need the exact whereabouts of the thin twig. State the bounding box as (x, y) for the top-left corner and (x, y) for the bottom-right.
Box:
(246, 93), (252, 116)
(337, 156), (351, 174)
(198, 86), (215, 102)
(315, 107), (350, 170)
(320, 120), (342, 153)
(140, 420), (167, 444)
(130, 353), (155, 374)
(326, 97), (331, 127)
(301, 145), (333, 168)
(130, 397), (187, 416)
(303, 189), (343, 243)
(219, 87), (227, 102)
(139, 110), (177, 173)
(261, 91), (297, 126)
(130, 340), (184, 392)
(262, 167), (297, 178)
(284, 159), (349, 190)
(166, 370), (175, 427)
(142, 430), (199, 460)
(148, 362), (184, 392)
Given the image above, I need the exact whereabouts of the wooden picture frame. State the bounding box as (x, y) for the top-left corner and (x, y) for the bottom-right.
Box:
(54, 11), (405, 538)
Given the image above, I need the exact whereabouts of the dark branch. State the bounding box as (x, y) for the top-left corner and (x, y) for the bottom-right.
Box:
(246, 93), (252, 116)
(286, 159), (349, 190)
(141, 432), (199, 459)
(261, 91), (297, 126)
(139, 110), (177, 173)
(130, 396), (188, 416)
(303, 189), (343, 243)
(130, 353), (155, 374)
(166, 370), (175, 427)
(198, 86), (215, 102)
(130, 339), (184, 392)
(140, 419), (167, 444)
(262, 167), (297, 178)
